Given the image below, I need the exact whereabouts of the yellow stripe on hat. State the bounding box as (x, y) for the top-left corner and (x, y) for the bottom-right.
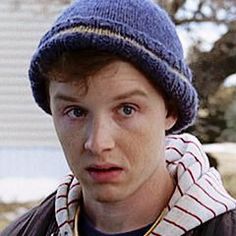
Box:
(52, 25), (190, 84)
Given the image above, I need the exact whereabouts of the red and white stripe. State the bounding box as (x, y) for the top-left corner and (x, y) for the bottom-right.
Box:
(152, 133), (236, 236)
(55, 133), (236, 236)
(55, 174), (81, 236)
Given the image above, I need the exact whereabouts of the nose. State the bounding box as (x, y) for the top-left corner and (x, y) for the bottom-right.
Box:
(84, 117), (115, 155)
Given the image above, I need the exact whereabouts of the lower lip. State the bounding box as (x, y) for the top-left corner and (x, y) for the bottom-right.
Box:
(87, 169), (123, 182)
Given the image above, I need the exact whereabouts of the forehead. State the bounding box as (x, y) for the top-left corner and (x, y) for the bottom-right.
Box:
(49, 60), (164, 101)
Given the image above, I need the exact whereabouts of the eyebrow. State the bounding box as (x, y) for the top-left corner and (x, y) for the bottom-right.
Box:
(53, 93), (80, 103)
(53, 89), (148, 103)
(113, 90), (148, 101)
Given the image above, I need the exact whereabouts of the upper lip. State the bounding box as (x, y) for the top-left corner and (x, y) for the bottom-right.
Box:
(86, 164), (123, 171)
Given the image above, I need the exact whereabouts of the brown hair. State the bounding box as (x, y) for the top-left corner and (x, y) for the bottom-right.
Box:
(42, 49), (177, 118)
(41, 50), (120, 95)
(45, 50), (117, 79)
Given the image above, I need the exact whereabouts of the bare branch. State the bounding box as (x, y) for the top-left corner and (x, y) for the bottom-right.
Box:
(155, 0), (187, 17)
(170, 0), (187, 15)
(175, 17), (229, 25)
(189, 20), (236, 104)
(194, 0), (205, 17)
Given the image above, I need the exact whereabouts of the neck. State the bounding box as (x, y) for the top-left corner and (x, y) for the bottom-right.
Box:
(82, 168), (174, 234)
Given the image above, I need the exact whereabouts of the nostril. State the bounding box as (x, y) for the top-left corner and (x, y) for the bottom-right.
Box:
(84, 131), (115, 154)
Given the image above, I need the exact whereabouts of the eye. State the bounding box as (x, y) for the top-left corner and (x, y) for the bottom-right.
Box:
(118, 104), (137, 117)
(65, 106), (87, 119)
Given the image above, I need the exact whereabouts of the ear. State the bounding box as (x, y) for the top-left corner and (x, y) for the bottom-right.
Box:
(164, 98), (178, 131)
(165, 113), (177, 131)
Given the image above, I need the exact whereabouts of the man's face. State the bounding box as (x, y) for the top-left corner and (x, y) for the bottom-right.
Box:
(49, 60), (176, 203)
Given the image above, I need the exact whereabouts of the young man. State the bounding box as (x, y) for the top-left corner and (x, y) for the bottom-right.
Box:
(2, 0), (236, 235)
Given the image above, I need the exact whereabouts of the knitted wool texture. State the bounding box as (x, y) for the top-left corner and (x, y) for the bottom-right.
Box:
(29, 0), (199, 133)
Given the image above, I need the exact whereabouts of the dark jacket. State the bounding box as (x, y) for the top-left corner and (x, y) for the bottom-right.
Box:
(1, 192), (236, 236)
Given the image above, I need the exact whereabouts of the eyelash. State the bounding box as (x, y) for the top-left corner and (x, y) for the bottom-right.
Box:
(117, 103), (138, 117)
(64, 103), (138, 120)
(64, 106), (87, 119)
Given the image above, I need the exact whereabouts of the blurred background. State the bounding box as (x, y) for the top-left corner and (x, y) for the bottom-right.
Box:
(0, 0), (235, 231)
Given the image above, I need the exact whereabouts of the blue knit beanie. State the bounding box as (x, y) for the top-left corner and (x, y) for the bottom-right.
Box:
(29, 0), (199, 133)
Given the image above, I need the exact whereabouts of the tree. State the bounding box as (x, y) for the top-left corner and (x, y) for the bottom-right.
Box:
(156, 0), (236, 99)
(157, 0), (236, 142)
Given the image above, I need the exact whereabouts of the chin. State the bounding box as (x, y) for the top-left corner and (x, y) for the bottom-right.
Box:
(90, 186), (127, 203)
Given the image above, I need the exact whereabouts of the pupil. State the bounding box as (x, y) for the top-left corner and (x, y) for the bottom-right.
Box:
(124, 106), (132, 115)
(74, 109), (82, 116)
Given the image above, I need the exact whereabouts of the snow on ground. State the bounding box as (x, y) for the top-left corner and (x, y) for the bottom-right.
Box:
(203, 143), (236, 154)
(203, 143), (236, 175)
(0, 144), (235, 203)
(0, 148), (69, 203)
(0, 177), (60, 203)
(224, 74), (236, 87)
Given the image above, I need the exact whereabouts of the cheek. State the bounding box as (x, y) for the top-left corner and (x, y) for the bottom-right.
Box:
(53, 118), (85, 161)
(53, 119), (70, 147)
(123, 117), (166, 168)
(56, 128), (86, 178)
(122, 128), (162, 164)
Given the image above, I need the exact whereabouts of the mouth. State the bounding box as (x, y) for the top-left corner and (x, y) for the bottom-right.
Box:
(86, 164), (124, 182)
